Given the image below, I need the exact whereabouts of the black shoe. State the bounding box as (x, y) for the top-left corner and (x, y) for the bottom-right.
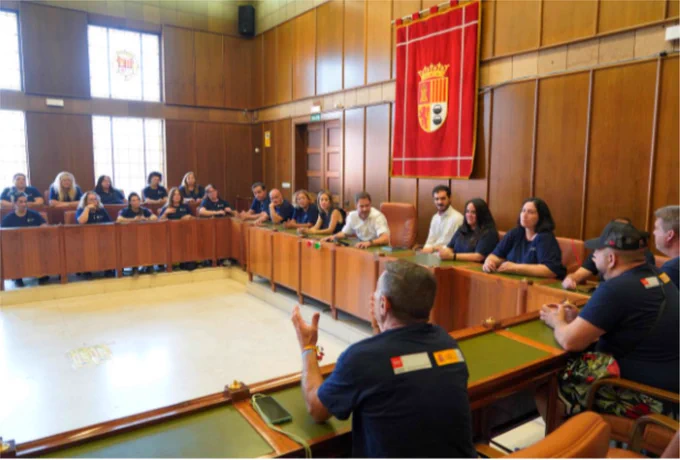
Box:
(38, 276), (50, 285)
(104, 270), (116, 278)
(83, 272), (93, 280)
(13, 278), (24, 287)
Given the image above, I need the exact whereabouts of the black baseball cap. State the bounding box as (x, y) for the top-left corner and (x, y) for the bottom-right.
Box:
(585, 221), (649, 251)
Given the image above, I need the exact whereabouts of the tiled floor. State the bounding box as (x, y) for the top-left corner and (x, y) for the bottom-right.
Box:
(0, 276), (351, 444)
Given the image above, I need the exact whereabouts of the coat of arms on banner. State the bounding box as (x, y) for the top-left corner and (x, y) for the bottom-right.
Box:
(417, 63), (450, 133)
(116, 50), (138, 81)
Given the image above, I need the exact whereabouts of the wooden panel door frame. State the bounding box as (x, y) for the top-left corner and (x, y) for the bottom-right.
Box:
(291, 112), (344, 205)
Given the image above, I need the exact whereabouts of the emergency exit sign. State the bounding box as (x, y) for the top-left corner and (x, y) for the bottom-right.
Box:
(310, 113), (321, 122)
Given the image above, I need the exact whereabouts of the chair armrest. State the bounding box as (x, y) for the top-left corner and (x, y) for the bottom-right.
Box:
(586, 378), (680, 411)
(630, 414), (679, 453)
(475, 443), (506, 458)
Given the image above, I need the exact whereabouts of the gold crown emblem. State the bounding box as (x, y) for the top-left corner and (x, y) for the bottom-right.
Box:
(418, 63), (450, 81)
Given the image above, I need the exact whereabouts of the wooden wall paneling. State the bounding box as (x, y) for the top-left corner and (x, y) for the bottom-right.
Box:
(317, 0), (344, 95)
(165, 120), (196, 188)
(366, 0), (392, 85)
(584, 61), (657, 239)
(343, 0), (365, 90)
(263, 122), (276, 191)
(224, 36), (252, 109)
(293, 10), (317, 100)
(364, 104), (390, 207)
(488, 81), (536, 231)
(534, 73), (590, 239)
(194, 31), (225, 108)
(275, 119), (293, 201)
(649, 57), (679, 242)
(598, 0), (666, 33)
(19, 3), (90, 98)
(263, 29), (277, 107)
(493, 1), (541, 56)
(224, 124), (254, 206)
(389, 101), (417, 204)
(391, 0), (421, 79)
(163, 26), (196, 106)
(251, 124), (264, 185)
(251, 35), (264, 108)
(480, 0), (495, 60)
(26, 113), (94, 194)
(343, 108), (365, 208)
(669, 0), (680, 17)
(421, 0), (440, 8)
(195, 122), (226, 194)
(417, 179), (442, 245)
(275, 21), (293, 104)
(541, 0), (598, 46)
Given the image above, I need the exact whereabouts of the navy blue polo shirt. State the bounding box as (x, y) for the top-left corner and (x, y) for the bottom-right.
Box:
(582, 249), (656, 275)
(142, 186), (168, 201)
(292, 205), (319, 225)
(160, 203), (191, 220)
(265, 200), (294, 222)
(1, 209), (45, 228)
(491, 227), (566, 278)
(49, 186), (83, 202)
(320, 209), (346, 234)
(447, 228), (499, 257)
(76, 207), (111, 224)
(1, 186), (42, 203)
(200, 198), (231, 214)
(179, 185), (205, 200)
(250, 197), (271, 214)
(661, 257), (679, 289)
(318, 323), (476, 458)
(97, 188), (125, 205)
(579, 263), (679, 392)
(119, 207), (152, 219)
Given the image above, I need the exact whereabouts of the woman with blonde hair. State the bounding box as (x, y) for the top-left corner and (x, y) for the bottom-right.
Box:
(284, 189), (318, 229)
(49, 171), (83, 207)
(179, 171), (205, 202)
(298, 190), (345, 236)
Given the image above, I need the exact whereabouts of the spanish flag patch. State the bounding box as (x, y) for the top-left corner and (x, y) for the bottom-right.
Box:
(433, 348), (464, 366)
(641, 276), (661, 288)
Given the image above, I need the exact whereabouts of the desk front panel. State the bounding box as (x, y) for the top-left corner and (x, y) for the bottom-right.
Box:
(300, 239), (335, 304)
(118, 221), (169, 268)
(248, 226), (273, 280)
(272, 231), (301, 291)
(64, 224), (118, 273)
(333, 246), (378, 321)
(1, 226), (63, 279)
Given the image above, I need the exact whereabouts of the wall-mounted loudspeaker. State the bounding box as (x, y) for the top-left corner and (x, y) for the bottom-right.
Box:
(238, 5), (255, 37)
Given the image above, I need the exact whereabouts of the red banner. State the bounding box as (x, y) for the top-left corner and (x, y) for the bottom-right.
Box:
(392, 1), (481, 179)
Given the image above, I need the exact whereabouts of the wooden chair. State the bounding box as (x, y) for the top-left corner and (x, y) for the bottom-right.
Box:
(64, 210), (77, 225)
(557, 236), (586, 274)
(39, 211), (48, 224)
(379, 202), (417, 249)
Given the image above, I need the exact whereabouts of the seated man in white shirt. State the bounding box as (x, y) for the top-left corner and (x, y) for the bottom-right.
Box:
(420, 185), (464, 253)
(323, 191), (390, 249)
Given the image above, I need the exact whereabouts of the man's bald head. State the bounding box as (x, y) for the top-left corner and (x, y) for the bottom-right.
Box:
(269, 188), (283, 206)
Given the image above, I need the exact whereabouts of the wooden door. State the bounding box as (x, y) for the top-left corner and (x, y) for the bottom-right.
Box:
(304, 120), (342, 204)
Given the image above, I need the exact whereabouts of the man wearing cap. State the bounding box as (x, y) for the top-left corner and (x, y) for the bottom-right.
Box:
(541, 220), (679, 394)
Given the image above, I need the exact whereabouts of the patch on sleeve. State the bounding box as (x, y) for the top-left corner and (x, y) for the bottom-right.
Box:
(659, 273), (671, 284)
(433, 348), (464, 367)
(390, 352), (432, 375)
(640, 276), (661, 288)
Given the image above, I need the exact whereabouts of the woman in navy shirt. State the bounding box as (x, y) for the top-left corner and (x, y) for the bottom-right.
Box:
(1, 173), (44, 208)
(49, 171), (83, 207)
(179, 171), (205, 202)
(117, 192), (157, 222)
(94, 175), (126, 205)
(284, 190), (319, 229)
(76, 191), (111, 224)
(299, 190), (346, 236)
(159, 187), (193, 220)
(437, 198), (498, 262)
(142, 171), (168, 205)
(198, 185), (233, 217)
(483, 197), (566, 278)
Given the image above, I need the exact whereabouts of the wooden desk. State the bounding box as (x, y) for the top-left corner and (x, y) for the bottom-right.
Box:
(272, 230), (301, 293)
(525, 281), (592, 312)
(0, 226), (64, 289)
(299, 236), (335, 306)
(64, 223), (119, 274)
(118, 220), (169, 270)
(168, 218), (216, 265)
(7, 312), (566, 458)
(247, 225), (274, 286)
(332, 244), (380, 322)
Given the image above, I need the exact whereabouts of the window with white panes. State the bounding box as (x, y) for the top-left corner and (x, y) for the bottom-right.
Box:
(0, 11), (22, 91)
(92, 116), (165, 197)
(0, 110), (29, 188)
(88, 25), (161, 102)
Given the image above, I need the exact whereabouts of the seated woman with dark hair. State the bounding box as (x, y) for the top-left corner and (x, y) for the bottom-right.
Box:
(76, 191), (111, 225)
(179, 171), (205, 202)
(298, 190), (346, 236)
(159, 187), (193, 220)
(94, 175), (126, 205)
(198, 185), (233, 217)
(117, 192), (157, 222)
(142, 171), (168, 205)
(284, 189), (319, 229)
(483, 197), (566, 278)
(437, 198), (498, 263)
